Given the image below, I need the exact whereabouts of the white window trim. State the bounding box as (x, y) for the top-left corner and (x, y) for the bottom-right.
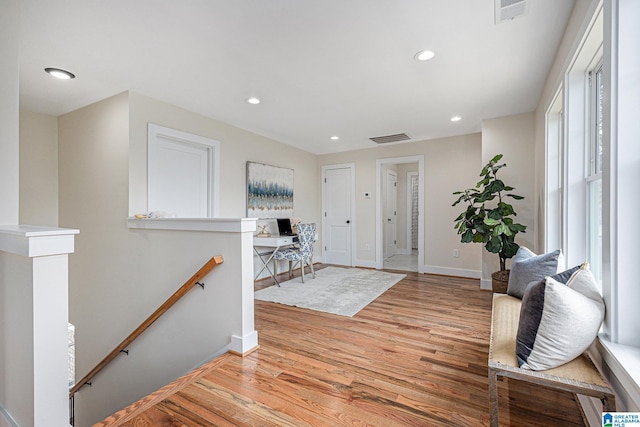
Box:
(544, 87), (565, 253)
(603, 0), (640, 348)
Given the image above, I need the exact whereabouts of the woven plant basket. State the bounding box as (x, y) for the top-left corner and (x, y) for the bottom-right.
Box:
(491, 270), (510, 293)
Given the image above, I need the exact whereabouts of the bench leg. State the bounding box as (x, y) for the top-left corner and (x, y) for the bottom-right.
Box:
(603, 394), (616, 413)
(489, 368), (499, 427)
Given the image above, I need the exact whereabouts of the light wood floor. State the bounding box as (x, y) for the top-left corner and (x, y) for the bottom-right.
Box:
(98, 266), (585, 426)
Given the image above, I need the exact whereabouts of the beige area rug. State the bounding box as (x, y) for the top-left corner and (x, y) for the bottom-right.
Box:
(254, 267), (406, 317)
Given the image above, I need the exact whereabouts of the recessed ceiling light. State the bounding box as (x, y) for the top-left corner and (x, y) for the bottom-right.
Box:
(450, 116), (462, 122)
(414, 50), (435, 61)
(247, 97), (261, 105)
(45, 67), (75, 80)
(330, 136), (339, 140)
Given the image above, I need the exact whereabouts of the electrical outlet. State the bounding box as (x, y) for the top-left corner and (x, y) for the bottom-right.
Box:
(453, 249), (460, 258)
(365, 243), (370, 251)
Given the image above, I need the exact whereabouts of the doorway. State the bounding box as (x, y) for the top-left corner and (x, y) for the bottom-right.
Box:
(376, 156), (424, 273)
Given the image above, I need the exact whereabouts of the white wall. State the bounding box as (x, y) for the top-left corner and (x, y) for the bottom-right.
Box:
(19, 111), (58, 227)
(0, 0), (19, 225)
(319, 133), (483, 277)
(534, 0), (596, 251)
(1, 2), (22, 425)
(0, 254), (33, 426)
(481, 113), (536, 285)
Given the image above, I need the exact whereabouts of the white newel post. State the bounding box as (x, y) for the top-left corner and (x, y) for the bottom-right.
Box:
(0, 225), (79, 427)
(231, 226), (260, 355)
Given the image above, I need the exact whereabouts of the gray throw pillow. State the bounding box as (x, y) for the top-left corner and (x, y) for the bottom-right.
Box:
(516, 264), (604, 370)
(507, 247), (562, 299)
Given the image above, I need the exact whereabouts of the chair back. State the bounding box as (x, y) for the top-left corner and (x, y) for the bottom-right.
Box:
(296, 223), (316, 256)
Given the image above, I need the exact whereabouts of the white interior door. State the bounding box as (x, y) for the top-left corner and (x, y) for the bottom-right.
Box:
(323, 166), (353, 266)
(384, 170), (397, 259)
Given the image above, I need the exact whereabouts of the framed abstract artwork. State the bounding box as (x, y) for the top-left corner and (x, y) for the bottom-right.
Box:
(246, 162), (294, 218)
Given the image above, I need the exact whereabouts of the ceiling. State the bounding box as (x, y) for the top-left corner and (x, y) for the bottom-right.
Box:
(18, 0), (576, 155)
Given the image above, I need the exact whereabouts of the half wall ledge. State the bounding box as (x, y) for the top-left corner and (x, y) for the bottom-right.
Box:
(126, 217), (257, 233)
(0, 224), (79, 257)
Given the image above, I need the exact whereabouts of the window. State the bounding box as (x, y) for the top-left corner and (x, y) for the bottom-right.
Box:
(147, 124), (220, 218)
(545, 90), (564, 253)
(587, 65), (603, 286)
(546, 0), (640, 353)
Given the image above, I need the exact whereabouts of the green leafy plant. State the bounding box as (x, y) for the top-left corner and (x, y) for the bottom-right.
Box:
(452, 154), (527, 272)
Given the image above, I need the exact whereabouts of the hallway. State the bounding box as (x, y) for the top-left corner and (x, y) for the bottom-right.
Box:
(383, 251), (418, 272)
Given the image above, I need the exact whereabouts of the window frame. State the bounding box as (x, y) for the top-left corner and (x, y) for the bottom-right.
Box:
(586, 62), (604, 286)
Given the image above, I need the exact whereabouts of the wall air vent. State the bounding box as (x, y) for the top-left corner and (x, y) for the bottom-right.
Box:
(369, 133), (411, 144)
(495, 0), (529, 24)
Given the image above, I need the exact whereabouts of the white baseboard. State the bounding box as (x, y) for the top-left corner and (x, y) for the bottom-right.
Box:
(422, 265), (481, 279)
(480, 279), (492, 290)
(230, 331), (259, 356)
(355, 259), (377, 269)
(397, 249), (411, 255)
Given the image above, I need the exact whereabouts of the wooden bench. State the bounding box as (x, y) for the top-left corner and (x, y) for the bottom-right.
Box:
(488, 293), (615, 426)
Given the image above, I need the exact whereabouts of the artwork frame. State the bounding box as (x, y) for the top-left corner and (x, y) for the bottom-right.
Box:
(246, 162), (294, 218)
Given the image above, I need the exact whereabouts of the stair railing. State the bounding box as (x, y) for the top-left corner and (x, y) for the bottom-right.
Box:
(68, 255), (224, 425)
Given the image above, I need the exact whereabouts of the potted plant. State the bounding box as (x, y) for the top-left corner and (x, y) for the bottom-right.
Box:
(452, 154), (527, 292)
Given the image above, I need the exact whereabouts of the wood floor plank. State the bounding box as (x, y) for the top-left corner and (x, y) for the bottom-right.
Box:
(99, 267), (585, 426)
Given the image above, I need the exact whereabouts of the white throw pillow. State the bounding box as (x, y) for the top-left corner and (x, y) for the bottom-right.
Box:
(515, 264), (605, 371)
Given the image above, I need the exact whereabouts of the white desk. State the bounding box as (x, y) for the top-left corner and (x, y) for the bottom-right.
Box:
(253, 234), (298, 285)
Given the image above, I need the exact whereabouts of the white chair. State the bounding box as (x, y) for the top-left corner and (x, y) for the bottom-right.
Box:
(273, 223), (316, 283)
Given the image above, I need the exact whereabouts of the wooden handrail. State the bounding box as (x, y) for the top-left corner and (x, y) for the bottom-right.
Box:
(69, 255), (224, 397)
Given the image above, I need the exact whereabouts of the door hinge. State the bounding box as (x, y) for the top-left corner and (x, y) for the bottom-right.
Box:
(325, 246), (327, 251)
(324, 211), (327, 217)
(394, 240), (397, 245)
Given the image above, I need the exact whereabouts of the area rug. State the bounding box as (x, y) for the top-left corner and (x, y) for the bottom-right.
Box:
(254, 267), (405, 317)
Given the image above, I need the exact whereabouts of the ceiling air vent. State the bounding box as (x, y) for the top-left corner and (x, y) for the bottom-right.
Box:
(369, 133), (411, 144)
(495, 0), (529, 24)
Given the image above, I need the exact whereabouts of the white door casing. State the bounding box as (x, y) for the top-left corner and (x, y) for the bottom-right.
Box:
(322, 164), (355, 266)
(376, 156), (425, 273)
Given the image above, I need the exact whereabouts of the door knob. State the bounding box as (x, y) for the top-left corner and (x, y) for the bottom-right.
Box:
(346, 220), (350, 224)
